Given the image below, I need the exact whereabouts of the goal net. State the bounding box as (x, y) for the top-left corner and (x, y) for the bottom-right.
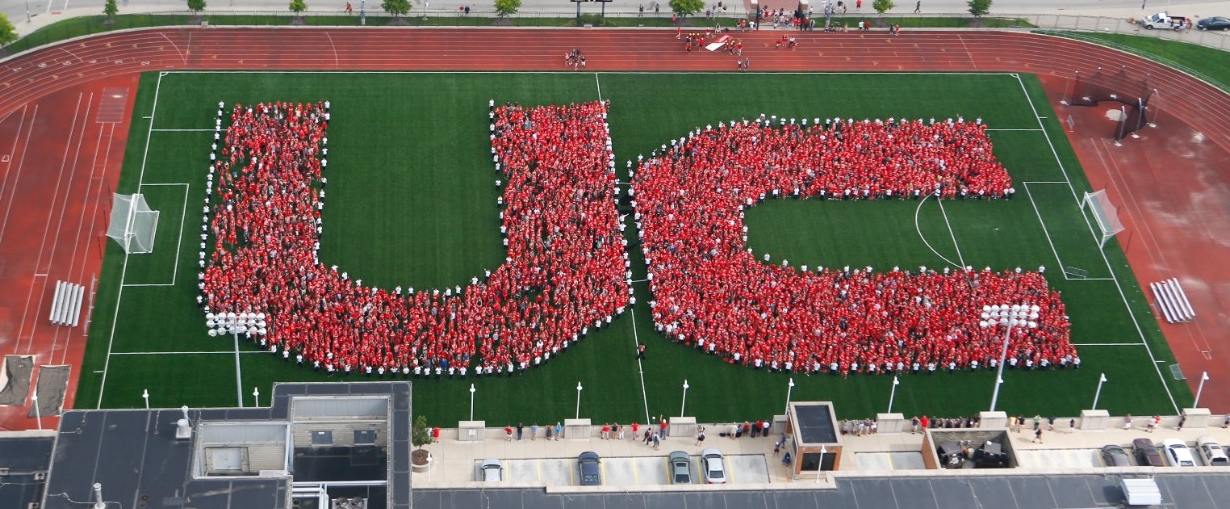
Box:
(1082, 190), (1124, 248)
(106, 193), (159, 254)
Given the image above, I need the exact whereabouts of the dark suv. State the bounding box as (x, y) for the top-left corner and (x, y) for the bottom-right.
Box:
(1132, 438), (1164, 467)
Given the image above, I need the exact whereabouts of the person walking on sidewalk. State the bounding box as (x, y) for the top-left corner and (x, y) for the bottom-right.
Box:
(1033, 428), (1043, 443)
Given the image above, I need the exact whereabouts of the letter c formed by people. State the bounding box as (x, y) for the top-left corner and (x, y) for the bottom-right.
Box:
(631, 118), (1075, 374)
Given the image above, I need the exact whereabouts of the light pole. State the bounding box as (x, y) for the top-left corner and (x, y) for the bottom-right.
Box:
(979, 304), (1039, 412)
(469, 384), (476, 421)
(785, 377), (795, 414)
(252, 387), (260, 407)
(142, 389), (150, 409)
(575, 382), (583, 419)
(206, 311), (267, 408)
(31, 392), (41, 431)
(888, 376), (900, 413)
(1091, 373), (1107, 410)
(680, 379), (689, 417)
(1194, 371), (1210, 408)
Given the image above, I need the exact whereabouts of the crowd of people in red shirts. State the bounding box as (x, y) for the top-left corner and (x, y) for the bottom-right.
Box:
(202, 101), (629, 377)
(631, 116), (1077, 375)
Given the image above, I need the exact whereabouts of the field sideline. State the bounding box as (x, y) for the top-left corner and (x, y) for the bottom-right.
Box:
(73, 70), (1190, 427)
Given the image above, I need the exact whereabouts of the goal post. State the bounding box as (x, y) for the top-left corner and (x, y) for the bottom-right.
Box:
(106, 193), (160, 254)
(1082, 190), (1124, 248)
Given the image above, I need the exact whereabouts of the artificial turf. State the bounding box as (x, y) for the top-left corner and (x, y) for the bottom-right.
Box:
(75, 71), (1190, 428)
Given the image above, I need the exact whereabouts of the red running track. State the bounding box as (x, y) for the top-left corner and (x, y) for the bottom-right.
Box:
(0, 28), (1227, 430)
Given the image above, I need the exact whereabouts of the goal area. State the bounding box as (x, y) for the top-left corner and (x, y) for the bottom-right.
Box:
(106, 193), (159, 254)
(1082, 190), (1124, 248)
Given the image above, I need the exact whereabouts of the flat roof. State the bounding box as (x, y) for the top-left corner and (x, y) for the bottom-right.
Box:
(793, 402), (838, 444)
(414, 472), (1230, 508)
(39, 382), (410, 509)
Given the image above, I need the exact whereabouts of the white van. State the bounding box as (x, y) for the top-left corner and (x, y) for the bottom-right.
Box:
(1197, 436), (1229, 466)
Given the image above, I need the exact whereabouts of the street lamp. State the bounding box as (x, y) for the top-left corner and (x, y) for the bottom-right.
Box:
(469, 384), (476, 421)
(1092, 373), (1107, 410)
(785, 377), (795, 414)
(142, 389), (150, 409)
(31, 392), (41, 431)
(979, 303), (1039, 412)
(1194, 371), (1210, 408)
(681, 379), (690, 417)
(253, 387), (260, 407)
(575, 382), (583, 419)
(888, 376), (900, 413)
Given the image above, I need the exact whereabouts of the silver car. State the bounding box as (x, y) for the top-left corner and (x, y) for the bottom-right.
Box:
(479, 458), (503, 482)
(701, 448), (726, 484)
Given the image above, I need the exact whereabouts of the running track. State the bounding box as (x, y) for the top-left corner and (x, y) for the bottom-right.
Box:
(1, 28), (1227, 430)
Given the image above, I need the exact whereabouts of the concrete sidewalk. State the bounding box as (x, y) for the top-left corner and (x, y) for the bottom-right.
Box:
(413, 416), (1230, 490)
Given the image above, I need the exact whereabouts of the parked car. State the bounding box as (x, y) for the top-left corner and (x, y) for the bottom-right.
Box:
(479, 458), (503, 482)
(1101, 444), (1132, 467)
(1197, 16), (1230, 30)
(701, 448), (727, 484)
(669, 451), (693, 484)
(1163, 438), (1196, 467)
(1133, 438), (1165, 467)
(1197, 436), (1229, 466)
(577, 451), (602, 486)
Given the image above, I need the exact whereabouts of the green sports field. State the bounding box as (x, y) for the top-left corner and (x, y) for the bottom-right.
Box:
(75, 71), (1191, 428)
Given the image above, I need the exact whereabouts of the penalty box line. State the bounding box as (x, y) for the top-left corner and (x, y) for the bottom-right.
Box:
(120, 182), (191, 288)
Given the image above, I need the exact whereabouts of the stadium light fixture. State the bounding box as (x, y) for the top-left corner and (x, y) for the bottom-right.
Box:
(979, 303), (1039, 412)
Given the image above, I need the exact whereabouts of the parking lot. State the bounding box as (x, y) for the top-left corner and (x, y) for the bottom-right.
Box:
(474, 453), (771, 486)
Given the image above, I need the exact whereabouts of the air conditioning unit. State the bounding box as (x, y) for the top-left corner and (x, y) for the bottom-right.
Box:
(0, 468), (9, 476)
(28, 502), (41, 509)
(34, 472), (46, 481)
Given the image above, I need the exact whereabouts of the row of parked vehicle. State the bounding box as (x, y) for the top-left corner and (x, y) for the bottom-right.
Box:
(479, 449), (730, 485)
(1102, 437), (1229, 467)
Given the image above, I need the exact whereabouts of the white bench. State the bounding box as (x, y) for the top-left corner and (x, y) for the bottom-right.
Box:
(49, 281), (85, 327)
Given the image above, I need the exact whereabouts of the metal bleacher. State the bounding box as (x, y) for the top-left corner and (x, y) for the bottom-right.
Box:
(1150, 278), (1195, 324)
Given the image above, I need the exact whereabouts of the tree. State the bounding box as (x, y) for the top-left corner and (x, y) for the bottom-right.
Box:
(494, 0), (520, 17)
(187, 0), (206, 16)
(103, 0), (119, 23)
(289, 0), (308, 15)
(382, 0), (411, 18)
(872, 0), (894, 14)
(411, 415), (432, 465)
(967, 0), (990, 17)
(668, 0), (703, 17)
(0, 14), (17, 48)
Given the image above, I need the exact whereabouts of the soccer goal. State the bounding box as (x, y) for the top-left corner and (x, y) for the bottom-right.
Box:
(1082, 190), (1124, 248)
(106, 193), (159, 254)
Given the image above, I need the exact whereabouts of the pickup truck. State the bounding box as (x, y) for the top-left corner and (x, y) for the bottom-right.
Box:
(1138, 12), (1188, 30)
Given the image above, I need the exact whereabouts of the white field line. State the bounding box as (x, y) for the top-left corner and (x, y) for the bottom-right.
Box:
(98, 73), (166, 407)
(936, 198), (966, 268)
(1014, 73), (1178, 414)
(630, 307), (651, 427)
(914, 195), (960, 268)
(1022, 183), (1068, 280)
